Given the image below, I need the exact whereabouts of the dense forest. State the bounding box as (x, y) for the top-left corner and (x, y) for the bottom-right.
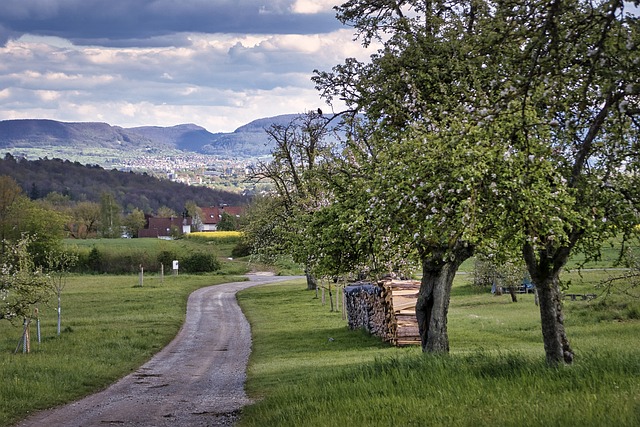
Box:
(0, 153), (248, 214)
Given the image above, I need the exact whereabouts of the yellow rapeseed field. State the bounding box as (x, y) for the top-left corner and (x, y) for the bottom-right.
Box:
(188, 231), (243, 239)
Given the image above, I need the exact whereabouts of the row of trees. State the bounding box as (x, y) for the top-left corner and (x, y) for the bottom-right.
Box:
(244, 0), (639, 366)
(2, 180), (226, 239)
(0, 176), (75, 336)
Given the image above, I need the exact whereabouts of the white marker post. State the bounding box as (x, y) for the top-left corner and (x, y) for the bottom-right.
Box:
(173, 260), (179, 276)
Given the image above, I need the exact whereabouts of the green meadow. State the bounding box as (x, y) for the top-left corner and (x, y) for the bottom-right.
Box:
(237, 275), (640, 427)
(0, 273), (246, 426)
(0, 235), (638, 426)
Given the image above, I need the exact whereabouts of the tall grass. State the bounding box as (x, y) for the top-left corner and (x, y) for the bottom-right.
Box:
(0, 273), (242, 426)
(238, 278), (640, 427)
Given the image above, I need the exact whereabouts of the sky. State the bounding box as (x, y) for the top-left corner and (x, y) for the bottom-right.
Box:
(0, 0), (376, 132)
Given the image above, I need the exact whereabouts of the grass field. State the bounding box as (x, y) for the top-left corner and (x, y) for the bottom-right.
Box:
(0, 273), (244, 426)
(237, 276), (640, 426)
(1, 235), (638, 426)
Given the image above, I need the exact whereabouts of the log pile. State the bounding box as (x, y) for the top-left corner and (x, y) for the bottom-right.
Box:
(344, 279), (421, 346)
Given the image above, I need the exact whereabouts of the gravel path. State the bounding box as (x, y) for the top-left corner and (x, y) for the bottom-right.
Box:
(16, 274), (301, 427)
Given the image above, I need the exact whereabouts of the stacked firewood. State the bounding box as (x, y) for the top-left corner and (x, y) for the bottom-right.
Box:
(343, 279), (421, 346)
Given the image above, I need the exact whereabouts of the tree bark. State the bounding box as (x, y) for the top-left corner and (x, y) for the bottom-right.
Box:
(305, 268), (317, 290)
(535, 275), (573, 365)
(523, 243), (574, 365)
(416, 243), (473, 353)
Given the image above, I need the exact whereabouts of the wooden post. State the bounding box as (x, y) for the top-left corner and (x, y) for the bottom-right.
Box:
(138, 265), (144, 287)
(35, 307), (41, 344)
(341, 286), (346, 320)
(335, 285), (339, 312)
(329, 284), (334, 312)
(160, 263), (164, 283)
(23, 318), (30, 354)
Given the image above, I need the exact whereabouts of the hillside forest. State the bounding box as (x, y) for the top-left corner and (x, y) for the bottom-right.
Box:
(1, 153), (248, 215)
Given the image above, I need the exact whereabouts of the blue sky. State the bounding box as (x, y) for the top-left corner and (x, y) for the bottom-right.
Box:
(0, 0), (375, 132)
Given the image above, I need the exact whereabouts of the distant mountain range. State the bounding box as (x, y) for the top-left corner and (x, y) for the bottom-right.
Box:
(0, 115), (300, 158)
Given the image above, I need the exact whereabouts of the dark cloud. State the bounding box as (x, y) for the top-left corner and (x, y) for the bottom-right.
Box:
(0, 24), (17, 45)
(0, 0), (340, 47)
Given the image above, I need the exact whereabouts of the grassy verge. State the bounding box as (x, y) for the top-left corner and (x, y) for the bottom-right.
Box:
(237, 276), (640, 427)
(0, 273), (243, 426)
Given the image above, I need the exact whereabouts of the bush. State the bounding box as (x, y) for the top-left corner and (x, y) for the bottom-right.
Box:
(157, 250), (179, 270)
(231, 241), (252, 258)
(87, 247), (102, 272)
(181, 252), (221, 273)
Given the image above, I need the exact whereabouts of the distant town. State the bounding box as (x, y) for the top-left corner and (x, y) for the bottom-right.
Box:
(9, 148), (271, 195)
(114, 152), (259, 192)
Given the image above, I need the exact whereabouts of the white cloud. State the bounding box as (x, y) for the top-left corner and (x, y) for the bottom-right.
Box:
(291, 0), (338, 14)
(0, 7), (375, 132)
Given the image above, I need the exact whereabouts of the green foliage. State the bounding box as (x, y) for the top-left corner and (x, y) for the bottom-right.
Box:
(0, 156), (248, 216)
(241, 196), (290, 263)
(244, 112), (338, 280)
(71, 201), (101, 239)
(217, 211), (239, 231)
(311, 0), (639, 362)
(156, 205), (177, 218)
(181, 252), (221, 273)
(122, 208), (146, 238)
(473, 254), (529, 290)
(185, 200), (203, 232)
(85, 247), (103, 272)
(0, 235), (52, 323)
(231, 241), (252, 258)
(156, 250), (178, 270)
(0, 176), (68, 265)
(99, 192), (121, 238)
(68, 238), (233, 274)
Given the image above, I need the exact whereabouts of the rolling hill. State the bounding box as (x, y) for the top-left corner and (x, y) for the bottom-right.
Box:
(0, 154), (248, 214)
(0, 115), (300, 158)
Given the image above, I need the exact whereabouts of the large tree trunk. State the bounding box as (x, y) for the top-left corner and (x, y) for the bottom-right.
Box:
(523, 243), (574, 365)
(536, 275), (573, 365)
(305, 267), (317, 290)
(416, 243), (473, 353)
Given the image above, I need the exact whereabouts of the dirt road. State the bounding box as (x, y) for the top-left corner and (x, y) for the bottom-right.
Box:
(16, 274), (301, 427)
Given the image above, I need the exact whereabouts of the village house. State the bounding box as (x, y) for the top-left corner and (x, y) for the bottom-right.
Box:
(138, 215), (192, 239)
(198, 205), (243, 231)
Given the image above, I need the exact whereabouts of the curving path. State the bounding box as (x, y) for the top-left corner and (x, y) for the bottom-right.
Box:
(16, 274), (301, 427)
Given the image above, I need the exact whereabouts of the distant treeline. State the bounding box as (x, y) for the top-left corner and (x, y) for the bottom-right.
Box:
(1, 153), (248, 214)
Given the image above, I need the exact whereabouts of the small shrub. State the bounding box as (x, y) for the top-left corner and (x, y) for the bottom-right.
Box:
(231, 241), (252, 258)
(182, 252), (221, 273)
(157, 250), (179, 270)
(87, 247), (102, 272)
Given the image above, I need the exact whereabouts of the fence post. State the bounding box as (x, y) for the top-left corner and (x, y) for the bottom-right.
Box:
(23, 318), (30, 354)
(138, 265), (144, 287)
(35, 307), (41, 344)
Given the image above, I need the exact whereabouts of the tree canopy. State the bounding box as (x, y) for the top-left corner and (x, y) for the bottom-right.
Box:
(311, 0), (639, 363)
